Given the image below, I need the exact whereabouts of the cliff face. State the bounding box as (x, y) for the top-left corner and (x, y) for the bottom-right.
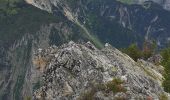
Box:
(117, 0), (170, 11)
(139, 0), (170, 11)
(26, 0), (170, 48)
(25, 0), (170, 11)
(0, 3), (91, 100)
(31, 41), (169, 100)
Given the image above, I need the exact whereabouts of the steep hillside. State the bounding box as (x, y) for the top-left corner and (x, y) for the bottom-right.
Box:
(28, 0), (170, 48)
(117, 0), (170, 11)
(31, 41), (170, 100)
(0, 0), (170, 99)
(0, 1), (94, 100)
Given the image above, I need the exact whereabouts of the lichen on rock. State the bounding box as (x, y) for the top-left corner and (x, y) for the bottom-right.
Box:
(32, 41), (169, 100)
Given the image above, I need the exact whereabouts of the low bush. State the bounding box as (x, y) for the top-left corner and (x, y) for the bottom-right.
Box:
(106, 78), (126, 93)
(121, 43), (143, 61)
(161, 48), (170, 93)
(122, 41), (156, 61)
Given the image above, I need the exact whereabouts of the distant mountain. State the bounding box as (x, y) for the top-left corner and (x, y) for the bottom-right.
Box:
(117, 0), (170, 11)
(28, 0), (170, 48)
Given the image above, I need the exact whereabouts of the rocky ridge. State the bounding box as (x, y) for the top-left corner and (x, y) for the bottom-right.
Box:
(32, 41), (169, 100)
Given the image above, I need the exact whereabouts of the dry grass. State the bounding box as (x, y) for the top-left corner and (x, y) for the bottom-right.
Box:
(25, 0), (34, 4)
(33, 56), (48, 72)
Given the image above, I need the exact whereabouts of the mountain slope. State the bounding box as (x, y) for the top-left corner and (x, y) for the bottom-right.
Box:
(0, 2), (94, 100)
(117, 0), (170, 11)
(28, 0), (170, 48)
(0, 0), (170, 99)
(32, 41), (170, 100)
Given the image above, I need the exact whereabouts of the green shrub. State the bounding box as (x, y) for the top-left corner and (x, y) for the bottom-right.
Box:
(142, 41), (157, 59)
(79, 89), (96, 100)
(122, 44), (143, 61)
(106, 78), (126, 93)
(79, 78), (126, 100)
(161, 48), (170, 93)
(79, 83), (105, 100)
(122, 41), (156, 61)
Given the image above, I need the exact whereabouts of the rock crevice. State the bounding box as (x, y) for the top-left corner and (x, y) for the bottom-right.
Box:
(32, 42), (169, 100)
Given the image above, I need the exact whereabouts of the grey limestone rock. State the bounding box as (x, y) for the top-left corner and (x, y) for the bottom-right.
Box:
(32, 41), (169, 100)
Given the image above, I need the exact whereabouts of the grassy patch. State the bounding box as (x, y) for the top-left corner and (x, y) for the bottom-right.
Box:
(78, 83), (106, 100)
(137, 62), (158, 80)
(159, 93), (169, 100)
(79, 78), (126, 99)
(106, 78), (127, 93)
(24, 96), (31, 100)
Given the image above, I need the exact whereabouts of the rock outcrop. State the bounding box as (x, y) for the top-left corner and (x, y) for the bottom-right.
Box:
(32, 41), (169, 100)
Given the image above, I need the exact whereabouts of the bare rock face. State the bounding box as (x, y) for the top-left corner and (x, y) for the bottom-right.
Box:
(133, 0), (170, 11)
(26, 0), (170, 12)
(25, 0), (170, 48)
(32, 41), (169, 100)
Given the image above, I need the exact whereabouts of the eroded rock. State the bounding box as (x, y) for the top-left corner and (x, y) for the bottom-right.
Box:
(32, 42), (169, 100)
